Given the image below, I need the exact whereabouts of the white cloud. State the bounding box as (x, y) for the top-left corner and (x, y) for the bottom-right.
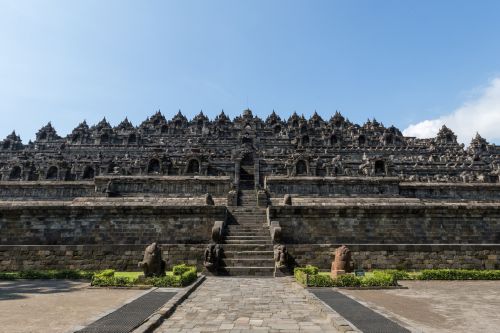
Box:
(403, 77), (500, 144)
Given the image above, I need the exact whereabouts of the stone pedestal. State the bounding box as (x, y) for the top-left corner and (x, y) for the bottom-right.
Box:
(330, 269), (346, 278)
(274, 266), (289, 277)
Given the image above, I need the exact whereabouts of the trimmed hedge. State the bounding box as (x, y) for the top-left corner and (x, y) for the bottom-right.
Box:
(372, 269), (500, 281)
(419, 269), (500, 280)
(294, 267), (396, 287)
(0, 269), (94, 280)
(90, 264), (198, 287)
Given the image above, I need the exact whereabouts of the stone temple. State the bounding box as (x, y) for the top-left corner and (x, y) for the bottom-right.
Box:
(0, 109), (499, 275)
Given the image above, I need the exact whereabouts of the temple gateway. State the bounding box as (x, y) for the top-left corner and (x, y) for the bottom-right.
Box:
(0, 109), (499, 275)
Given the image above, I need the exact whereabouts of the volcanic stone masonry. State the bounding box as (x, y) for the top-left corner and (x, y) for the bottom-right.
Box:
(0, 109), (499, 274)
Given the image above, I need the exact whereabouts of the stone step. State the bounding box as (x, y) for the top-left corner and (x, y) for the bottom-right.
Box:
(223, 250), (274, 259)
(225, 235), (271, 241)
(224, 229), (270, 237)
(224, 240), (272, 245)
(219, 266), (275, 277)
(222, 244), (274, 251)
(230, 211), (263, 214)
(226, 227), (268, 232)
(222, 258), (275, 267)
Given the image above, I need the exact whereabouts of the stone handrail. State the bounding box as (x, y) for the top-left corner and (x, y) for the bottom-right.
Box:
(211, 220), (225, 243)
(270, 221), (282, 243)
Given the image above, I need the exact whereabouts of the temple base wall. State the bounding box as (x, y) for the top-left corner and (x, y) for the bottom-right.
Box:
(1, 244), (498, 272)
(287, 244), (500, 270)
(0, 244), (206, 272)
(0, 203), (226, 245)
(269, 203), (500, 244)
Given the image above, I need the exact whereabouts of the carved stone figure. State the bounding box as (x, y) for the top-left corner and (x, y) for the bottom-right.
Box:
(203, 243), (222, 271)
(138, 242), (166, 277)
(273, 244), (288, 269)
(331, 245), (353, 278)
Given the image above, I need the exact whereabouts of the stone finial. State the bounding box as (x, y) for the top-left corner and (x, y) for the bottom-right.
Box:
(138, 242), (166, 277)
(283, 194), (292, 206)
(331, 245), (353, 278)
(205, 193), (215, 205)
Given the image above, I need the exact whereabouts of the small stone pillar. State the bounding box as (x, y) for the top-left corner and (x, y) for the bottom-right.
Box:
(205, 193), (215, 205)
(283, 194), (292, 206)
(331, 245), (353, 278)
(227, 189), (238, 206)
(257, 189), (268, 207)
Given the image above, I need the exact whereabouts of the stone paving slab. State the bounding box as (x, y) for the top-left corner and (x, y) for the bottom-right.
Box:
(342, 280), (500, 333)
(0, 280), (145, 333)
(155, 277), (341, 332)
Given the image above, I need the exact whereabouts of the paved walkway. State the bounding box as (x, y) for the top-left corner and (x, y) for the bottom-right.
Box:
(342, 280), (500, 333)
(0, 280), (145, 333)
(155, 277), (340, 332)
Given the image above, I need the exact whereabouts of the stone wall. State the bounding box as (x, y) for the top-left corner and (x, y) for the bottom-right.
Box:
(265, 176), (400, 197)
(0, 244), (206, 271)
(400, 182), (500, 200)
(0, 181), (95, 200)
(0, 203), (226, 245)
(287, 244), (500, 270)
(95, 175), (232, 197)
(269, 202), (500, 244)
(265, 176), (500, 200)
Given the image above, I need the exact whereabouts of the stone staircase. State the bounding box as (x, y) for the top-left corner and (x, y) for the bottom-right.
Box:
(220, 190), (274, 276)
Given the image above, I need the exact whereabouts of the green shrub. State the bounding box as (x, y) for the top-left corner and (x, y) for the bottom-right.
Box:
(293, 268), (308, 286)
(142, 275), (178, 287)
(172, 264), (191, 275)
(361, 272), (396, 287)
(308, 273), (334, 287)
(302, 265), (319, 275)
(293, 265), (398, 287)
(418, 269), (500, 280)
(335, 274), (362, 287)
(94, 269), (115, 278)
(91, 276), (134, 287)
(90, 264), (198, 287)
(374, 269), (411, 280)
(178, 266), (197, 286)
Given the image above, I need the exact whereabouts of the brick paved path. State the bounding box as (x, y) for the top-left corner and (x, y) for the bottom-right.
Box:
(155, 277), (340, 332)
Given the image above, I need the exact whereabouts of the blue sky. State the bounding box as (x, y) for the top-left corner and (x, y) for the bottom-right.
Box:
(1, 0), (500, 143)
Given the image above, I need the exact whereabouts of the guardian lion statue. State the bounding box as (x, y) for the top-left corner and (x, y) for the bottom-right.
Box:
(138, 242), (166, 277)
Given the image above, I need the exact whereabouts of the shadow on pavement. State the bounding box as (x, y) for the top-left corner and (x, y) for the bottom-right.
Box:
(0, 280), (85, 300)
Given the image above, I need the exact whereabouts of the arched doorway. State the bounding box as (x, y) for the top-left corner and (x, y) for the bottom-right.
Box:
(82, 166), (95, 180)
(147, 159), (161, 174)
(296, 160), (307, 176)
(46, 166), (58, 180)
(9, 166), (22, 180)
(375, 160), (386, 175)
(186, 159), (200, 175)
